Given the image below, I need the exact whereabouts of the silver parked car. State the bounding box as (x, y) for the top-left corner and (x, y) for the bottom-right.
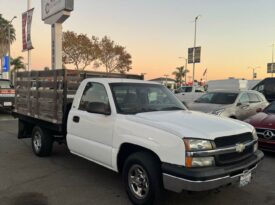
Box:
(188, 90), (269, 120)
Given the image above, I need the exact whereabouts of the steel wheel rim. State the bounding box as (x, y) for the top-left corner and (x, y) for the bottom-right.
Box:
(128, 164), (149, 199)
(33, 132), (42, 152)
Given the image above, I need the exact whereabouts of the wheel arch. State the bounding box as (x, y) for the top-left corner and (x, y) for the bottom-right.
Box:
(117, 143), (161, 173)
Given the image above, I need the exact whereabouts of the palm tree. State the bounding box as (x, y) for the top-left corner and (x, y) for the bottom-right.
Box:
(11, 56), (25, 72)
(172, 66), (189, 86)
(0, 14), (16, 66)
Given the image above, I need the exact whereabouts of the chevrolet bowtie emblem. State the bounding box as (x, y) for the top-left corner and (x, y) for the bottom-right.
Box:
(236, 143), (245, 153)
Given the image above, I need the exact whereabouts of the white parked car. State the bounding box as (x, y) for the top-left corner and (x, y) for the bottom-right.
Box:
(189, 90), (269, 120)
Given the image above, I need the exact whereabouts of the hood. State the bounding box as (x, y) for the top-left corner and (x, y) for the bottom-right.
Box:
(188, 103), (230, 113)
(126, 110), (252, 140)
(245, 112), (275, 129)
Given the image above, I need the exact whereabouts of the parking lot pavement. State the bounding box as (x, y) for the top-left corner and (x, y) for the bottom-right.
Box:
(0, 118), (275, 205)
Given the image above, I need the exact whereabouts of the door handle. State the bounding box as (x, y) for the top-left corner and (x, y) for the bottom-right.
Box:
(73, 116), (80, 123)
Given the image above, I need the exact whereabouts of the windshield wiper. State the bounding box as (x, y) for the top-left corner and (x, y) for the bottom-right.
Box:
(161, 106), (185, 111)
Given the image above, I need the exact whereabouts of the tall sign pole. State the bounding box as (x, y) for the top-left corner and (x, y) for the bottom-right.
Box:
(42, 0), (74, 70)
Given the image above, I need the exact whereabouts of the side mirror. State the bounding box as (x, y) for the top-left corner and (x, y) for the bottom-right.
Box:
(237, 102), (242, 106)
(256, 108), (262, 113)
(86, 102), (111, 115)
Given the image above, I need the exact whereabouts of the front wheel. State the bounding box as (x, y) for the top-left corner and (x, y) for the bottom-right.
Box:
(31, 126), (53, 157)
(123, 152), (163, 205)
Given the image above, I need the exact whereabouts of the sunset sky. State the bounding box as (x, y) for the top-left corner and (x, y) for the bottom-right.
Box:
(1, 0), (275, 81)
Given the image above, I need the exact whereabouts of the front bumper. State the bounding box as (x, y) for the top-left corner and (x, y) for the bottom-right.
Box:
(162, 150), (264, 192)
(259, 139), (275, 152)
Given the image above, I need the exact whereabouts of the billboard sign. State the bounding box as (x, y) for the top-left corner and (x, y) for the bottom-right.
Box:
(188, 47), (201, 64)
(42, 0), (74, 20)
(2, 56), (9, 72)
(22, 8), (34, 51)
(267, 63), (275, 73)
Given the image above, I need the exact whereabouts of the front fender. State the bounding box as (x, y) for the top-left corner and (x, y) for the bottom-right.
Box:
(112, 119), (186, 171)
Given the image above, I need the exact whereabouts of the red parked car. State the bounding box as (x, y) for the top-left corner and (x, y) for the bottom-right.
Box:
(245, 102), (275, 152)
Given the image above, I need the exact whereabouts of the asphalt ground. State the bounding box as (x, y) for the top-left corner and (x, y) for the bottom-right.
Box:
(0, 114), (275, 205)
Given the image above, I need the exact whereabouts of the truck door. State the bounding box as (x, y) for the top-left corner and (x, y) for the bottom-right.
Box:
(67, 82), (113, 167)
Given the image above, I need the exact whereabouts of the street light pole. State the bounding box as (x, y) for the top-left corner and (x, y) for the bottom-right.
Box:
(192, 15), (200, 86)
(272, 43), (274, 77)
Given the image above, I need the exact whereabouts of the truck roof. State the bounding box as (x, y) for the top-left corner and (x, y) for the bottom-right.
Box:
(83, 78), (160, 84)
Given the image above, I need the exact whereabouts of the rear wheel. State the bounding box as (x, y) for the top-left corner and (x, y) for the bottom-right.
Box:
(122, 152), (163, 205)
(31, 126), (53, 157)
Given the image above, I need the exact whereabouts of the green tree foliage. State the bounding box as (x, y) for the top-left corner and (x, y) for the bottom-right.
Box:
(172, 66), (189, 85)
(62, 31), (100, 70)
(62, 31), (132, 73)
(0, 14), (16, 58)
(98, 36), (132, 73)
(11, 56), (25, 72)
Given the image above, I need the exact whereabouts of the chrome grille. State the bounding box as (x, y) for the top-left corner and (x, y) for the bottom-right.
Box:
(256, 128), (275, 141)
(214, 133), (254, 166)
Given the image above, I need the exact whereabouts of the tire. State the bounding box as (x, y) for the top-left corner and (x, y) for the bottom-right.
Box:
(31, 126), (53, 157)
(122, 152), (163, 205)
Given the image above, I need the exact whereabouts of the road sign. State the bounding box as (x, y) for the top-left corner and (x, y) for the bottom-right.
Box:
(42, 0), (74, 21)
(267, 63), (275, 73)
(188, 47), (201, 64)
(2, 56), (9, 72)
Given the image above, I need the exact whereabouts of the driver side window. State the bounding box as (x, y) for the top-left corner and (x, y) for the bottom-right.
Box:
(239, 93), (249, 104)
(79, 82), (109, 111)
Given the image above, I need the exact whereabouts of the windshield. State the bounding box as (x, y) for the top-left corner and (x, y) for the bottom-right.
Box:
(0, 80), (12, 89)
(180, 86), (192, 92)
(195, 92), (238, 105)
(264, 103), (275, 114)
(110, 83), (185, 114)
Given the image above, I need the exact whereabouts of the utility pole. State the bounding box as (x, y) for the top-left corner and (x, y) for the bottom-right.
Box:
(27, 0), (31, 71)
(192, 15), (201, 86)
(272, 43), (274, 77)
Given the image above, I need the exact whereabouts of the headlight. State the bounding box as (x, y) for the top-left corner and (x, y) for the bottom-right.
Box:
(184, 139), (213, 151)
(186, 157), (215, 167)
(184, 139), (214, 167)
(252, 128), (258, 140)
(252, 128), (258, 152)
(212, 108), (225, 115)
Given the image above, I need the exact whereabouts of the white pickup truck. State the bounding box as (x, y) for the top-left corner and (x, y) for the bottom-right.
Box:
(14, 70), (264, 205)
